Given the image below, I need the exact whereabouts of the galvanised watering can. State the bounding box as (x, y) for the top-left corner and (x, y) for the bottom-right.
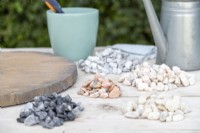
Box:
(143, 0), (200, 70)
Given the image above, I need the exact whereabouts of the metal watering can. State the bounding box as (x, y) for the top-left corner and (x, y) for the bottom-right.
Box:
(143, 0), (200, 71)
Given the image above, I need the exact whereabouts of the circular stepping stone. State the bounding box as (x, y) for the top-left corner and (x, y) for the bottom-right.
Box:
(0, 52), (77, 107)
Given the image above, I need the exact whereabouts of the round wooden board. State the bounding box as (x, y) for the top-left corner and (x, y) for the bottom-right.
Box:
(0, 52), (77, 107)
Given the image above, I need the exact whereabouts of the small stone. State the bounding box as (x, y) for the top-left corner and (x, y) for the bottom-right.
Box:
(150, 82), (157, 90)
(174, 77), (181, 86)
(82, 80), (92, 87)
(83, 92), (89, 96)
(164, 85), (169, 91)
(89, 92), (100, 98)
(109, 62), (118, 68)
(135, 78), (143, 87)
(53, 117), (63, 126)
(72, 106), (82, 118)
(102, 81), (112, 88)
(20, 111), (32, 119)
(67, 112), (75, 121)
(136, 104), (144, 116)
(172, 66), (181, 75)
(138, 83), (148, 91)
(35, 111), (47, 120)
(77, 89), (85, 95)
(163, 77), (169, 84)
(179, 73), (189, 87)
(102, 49), (110, 56)
(34, 96), (41, 102)
(147, 112), (160, 120)
(159, 111), (168, 122)
(84, 60), (91, 66)
(17, 118), (25, 123)
(173, 114), (184, 122)
(123, 78), (132, 86)
(165, 98), (180, 112)
(157, 74), (163, 82)
(166, 116), (172, 122)
(42, 117), (54, 129)
(24, 114), (38, 126)
(142, 75), (151, 84)
(100, 93), (109, 98)
(90, 81), (102, 89)
(142, 108), (152, 118)
(138, 96), (146, 104)
(64, 95), (72, 102)
(180, 103), (191, 114)
(38, 102), (45, 111)
(189, 76), (195, 86)
(121, 101), (137, 114)
(124, 111), (139, 119)
(175, 110), (184, 115)
(156, 82), (164, 91)
(125, 61), (133, 69)
(98, 88), (107, 94)
(56, 105), (64, 114)
(48, 109), (55, 118)
(144, 87), (152, 91)
(109, 86), (121, 98)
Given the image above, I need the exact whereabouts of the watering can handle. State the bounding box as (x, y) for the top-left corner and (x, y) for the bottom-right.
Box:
(143, 0), (167, 63)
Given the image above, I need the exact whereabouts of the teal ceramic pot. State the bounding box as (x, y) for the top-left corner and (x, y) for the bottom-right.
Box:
(47, 8), (99, 61)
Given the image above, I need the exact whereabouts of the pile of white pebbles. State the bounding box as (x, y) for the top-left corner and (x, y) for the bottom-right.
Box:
(119, 62), (195, 91)
(78, 48), (144, 74)
(121, 93), (191, 122)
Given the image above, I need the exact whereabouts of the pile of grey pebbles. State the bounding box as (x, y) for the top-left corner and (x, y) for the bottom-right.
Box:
(78, 48), (146, 75)
(17, 93), (84, 129)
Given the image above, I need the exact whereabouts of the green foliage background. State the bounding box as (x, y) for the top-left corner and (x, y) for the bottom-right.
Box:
(0, 0), (161, 48)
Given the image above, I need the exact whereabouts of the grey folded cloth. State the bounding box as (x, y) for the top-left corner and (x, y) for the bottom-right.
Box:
(112, 44), (157, 61)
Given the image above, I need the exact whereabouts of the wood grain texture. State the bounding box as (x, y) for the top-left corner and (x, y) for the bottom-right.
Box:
(0, 52), (77, 107)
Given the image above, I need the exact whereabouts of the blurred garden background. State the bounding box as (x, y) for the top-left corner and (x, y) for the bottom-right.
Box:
(0, 0), (161, 48)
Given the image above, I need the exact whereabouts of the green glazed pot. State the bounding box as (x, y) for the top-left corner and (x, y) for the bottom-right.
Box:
(47, 7), (99, 61)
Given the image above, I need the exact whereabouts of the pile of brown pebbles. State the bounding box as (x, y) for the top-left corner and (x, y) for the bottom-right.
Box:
(78, 75), (121, 98)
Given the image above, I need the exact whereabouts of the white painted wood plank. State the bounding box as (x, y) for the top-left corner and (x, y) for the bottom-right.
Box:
(0, 97), (199, 133)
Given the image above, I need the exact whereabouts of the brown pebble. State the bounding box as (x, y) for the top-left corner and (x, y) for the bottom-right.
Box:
(108, 84), (115, 92)
(82, 80), (92, 87)
(89, 89), (97, 94)
(77, 89), (85, 95)
(102, 81), (112, 88)
(109, 86), (121, 98)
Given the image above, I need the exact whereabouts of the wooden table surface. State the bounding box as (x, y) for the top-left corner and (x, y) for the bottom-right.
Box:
(0, 48), (200, 133)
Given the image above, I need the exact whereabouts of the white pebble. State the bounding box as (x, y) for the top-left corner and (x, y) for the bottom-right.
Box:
(159, 111), (168, 122)
(142, 75), (151, 84)
(138, 83), (148, 91)
(125, 61), (133, 69)
(189, 76), (195, 86)
(173, 114), (184, 122)
(156, 82), (164, 91)
(142, 108), (152, 118)
(136, 104), (144, 116)
(124, 111), (139, 119)
(179, 73), (190, 87)
(138, 96), (147, 104)
(172, 66), (181, 75)
(147, 112), (160, 120)
(121, 101), (137, 114)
